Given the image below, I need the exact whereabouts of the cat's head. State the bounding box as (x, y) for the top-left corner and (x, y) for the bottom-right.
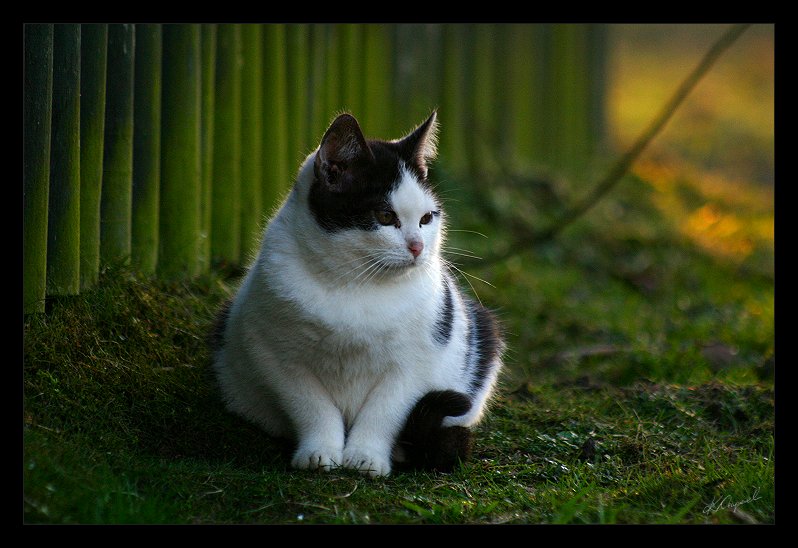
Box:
(305, 111), (442, 282)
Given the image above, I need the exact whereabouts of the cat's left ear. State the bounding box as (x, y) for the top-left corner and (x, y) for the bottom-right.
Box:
(398, 110), (439, 179)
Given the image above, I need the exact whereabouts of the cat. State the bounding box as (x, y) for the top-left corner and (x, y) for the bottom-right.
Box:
(210, 111), (504, 477)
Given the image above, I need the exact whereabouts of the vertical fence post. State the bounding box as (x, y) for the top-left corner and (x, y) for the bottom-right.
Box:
(324, 25), (341, 119)
(470, 24), (497, 173)
(262, 24), (290, 216)
(339, 24), (363, 117)
(46, 24), (81, 296)
(131, 24), (162, 274)
(547, 23), (591, 175)
(23, 24), (53, 314)
(79, 24), (107, 290)
(240, 24), (264, 263)
(285, 24), (309, 166)
(211, 24), (242, 268)
(587, 23), (608, 156)
(159, 24), (201, 279)
(362, 24), (392, 138)
(504, 24), (544, 172)
(309, 24), (330, 140)
(198, 24), (217, 274)
(440, 24), (469, 174)
(100, 24), (135, 267)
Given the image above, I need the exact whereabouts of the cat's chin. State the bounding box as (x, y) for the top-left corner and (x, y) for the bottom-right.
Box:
(368, 258), (426, 282)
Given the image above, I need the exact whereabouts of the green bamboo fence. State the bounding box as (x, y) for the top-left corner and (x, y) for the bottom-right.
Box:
(22, 23), (609, 312)
(285, 24), (310, 165)
(262, 24), (289, 215)
(210, 24), (242, 267)
(79, 24), (108, 290)
(100, 23), (135, 267)
(159, 24), (201, 278)
(46, 24), (81, 296)
(23, 24), (53, 314)
(199, 24), (217, 273)
(240, 24), (264, 263)
(131, 24), (162, 274)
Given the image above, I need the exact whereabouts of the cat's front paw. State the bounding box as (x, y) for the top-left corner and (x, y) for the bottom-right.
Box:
(291, 446), (342, 472)
(342, 446), (392, 477)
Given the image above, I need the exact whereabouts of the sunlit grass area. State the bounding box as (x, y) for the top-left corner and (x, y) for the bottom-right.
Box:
(23, 24), (774, 524)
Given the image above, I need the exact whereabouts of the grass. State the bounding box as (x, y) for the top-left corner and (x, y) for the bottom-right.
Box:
(23, 25), (774, 525)
(22, 153), (775, 523)
(22, 268), (774, 524)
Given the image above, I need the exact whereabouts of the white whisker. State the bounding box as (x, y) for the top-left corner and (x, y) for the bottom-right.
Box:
(442, 259), (481, 306)
(447, 229), (489, 239)
(442, 248), (482, 260)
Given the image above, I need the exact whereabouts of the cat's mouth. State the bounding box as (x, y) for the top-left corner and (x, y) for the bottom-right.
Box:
(366, 255), (423, 280)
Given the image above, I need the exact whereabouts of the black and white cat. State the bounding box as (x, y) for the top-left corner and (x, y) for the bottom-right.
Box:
(211, 112), (504, 477)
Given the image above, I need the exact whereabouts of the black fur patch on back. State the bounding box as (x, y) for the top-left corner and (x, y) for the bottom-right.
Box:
(208, 298), (233, 352)
(465, 300), (503, 395)
(432, 276), (454, 345)
(395, 390), (474, 472)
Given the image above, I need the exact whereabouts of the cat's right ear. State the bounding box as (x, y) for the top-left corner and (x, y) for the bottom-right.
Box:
(314, 113), (374, 191)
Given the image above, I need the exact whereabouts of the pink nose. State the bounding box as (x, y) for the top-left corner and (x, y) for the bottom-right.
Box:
(408, 240), (424, 258)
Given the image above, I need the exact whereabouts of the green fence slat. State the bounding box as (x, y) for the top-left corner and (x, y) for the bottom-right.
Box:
(23, 24), (53, 314)
(46, 23), (81, 296)
(131, 24), (162, 274)
(310, 24), (330, 140)
(159, 24), (201, 279)
(440, 24), (469, 173)
(324, 25), (341, 119)
(262, 24), (289, 216)
(340, 24), (363, 117)
(199, 24), (217, 273)
(505, 24), (543, 171)
(79, 24), (107, 290)
(587, 23), (609, 155)
(100, 23), (135, 267)
(471, 24), (497, 173)
(362, 24), (392, 138)
(285, 24), (310, 166)
(393, 24), (442, 137)
(240, 24), (264, 263)
(211, 24), (242, 267)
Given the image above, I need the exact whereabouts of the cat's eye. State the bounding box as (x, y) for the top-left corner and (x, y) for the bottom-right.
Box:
(420, 212), (435, 226)
(375, 210), (398, 226)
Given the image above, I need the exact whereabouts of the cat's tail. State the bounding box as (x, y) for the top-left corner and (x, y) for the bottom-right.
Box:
(394, 390), (474, 472)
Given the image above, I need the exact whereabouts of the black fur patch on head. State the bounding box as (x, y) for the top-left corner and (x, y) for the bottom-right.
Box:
(308, 112), (438, 232)
(309, 140), (404, 232)
(395, 390), (474, 472)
